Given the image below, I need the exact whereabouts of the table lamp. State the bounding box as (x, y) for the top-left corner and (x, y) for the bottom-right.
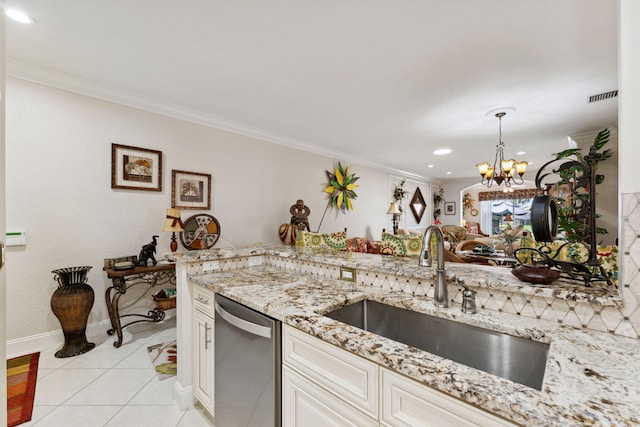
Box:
(386, 202), (401, 235)
(162, 208), (184, 252)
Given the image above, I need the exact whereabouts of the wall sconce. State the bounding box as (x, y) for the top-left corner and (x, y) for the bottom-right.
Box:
(162, 208), (184, 252)
(386, 202), (401, 235)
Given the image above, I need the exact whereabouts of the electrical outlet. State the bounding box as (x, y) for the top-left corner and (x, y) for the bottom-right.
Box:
(340, 267), (356, 282)
(203, 260), (220, 271)
(248, 256), (263, 266)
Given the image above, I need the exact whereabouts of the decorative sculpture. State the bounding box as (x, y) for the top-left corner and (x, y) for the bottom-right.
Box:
(518, 129), (613, 287)
(138, 235), (159, 266)
(290, 199), (311, 232)
(279, 200), (311, 245)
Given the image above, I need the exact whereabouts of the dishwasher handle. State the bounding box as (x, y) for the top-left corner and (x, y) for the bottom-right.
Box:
(215, 300), (272, 339)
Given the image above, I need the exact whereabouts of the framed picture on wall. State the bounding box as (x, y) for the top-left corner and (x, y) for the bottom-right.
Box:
(111, 143), (162, 191)
(444, 201), (456, 215)
(172, 170), (211, 210)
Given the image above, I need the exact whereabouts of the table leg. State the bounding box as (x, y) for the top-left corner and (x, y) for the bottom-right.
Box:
(105, 286), (117, 335)
(105, 282), (126, 348)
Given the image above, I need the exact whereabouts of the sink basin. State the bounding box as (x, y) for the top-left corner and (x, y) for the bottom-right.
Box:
(325, 299), (549, 390)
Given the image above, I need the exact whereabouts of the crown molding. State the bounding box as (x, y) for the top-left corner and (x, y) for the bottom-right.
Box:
(7, 58), (429, 181)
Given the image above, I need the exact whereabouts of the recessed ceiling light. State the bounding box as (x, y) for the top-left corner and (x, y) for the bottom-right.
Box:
(6, 8), (34, 24)
(427, 164), (434, 168)
(433, 148), (452, 155)
(516, 151), (526, 155)
(446, 171), (452, 175)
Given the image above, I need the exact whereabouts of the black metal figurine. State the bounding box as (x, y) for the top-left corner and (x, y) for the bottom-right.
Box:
(138, 235), (159, 266)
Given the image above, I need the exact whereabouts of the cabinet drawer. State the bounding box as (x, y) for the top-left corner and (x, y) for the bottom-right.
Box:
(283, 365), (377, 427)
(283, 325), (378, 419)
(192, 285), (215, 317)
(381, 368), (517, 427)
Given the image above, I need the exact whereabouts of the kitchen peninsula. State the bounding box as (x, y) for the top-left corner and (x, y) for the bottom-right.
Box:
(171, 245), (638, 426)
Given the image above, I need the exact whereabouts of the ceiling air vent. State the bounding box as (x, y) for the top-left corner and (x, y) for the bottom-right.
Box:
(588, 90), (618, 103)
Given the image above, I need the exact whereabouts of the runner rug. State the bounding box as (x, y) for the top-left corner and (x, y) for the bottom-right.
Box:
(7, 352), (40, 427)
(147, 340), (177, 381)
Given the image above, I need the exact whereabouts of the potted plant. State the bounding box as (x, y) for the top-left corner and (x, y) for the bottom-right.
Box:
(433, 188), (444, 224)
(552, 128), (612, 244)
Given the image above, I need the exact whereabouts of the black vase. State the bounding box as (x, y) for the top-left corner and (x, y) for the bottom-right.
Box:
(50, 266), (96, 358)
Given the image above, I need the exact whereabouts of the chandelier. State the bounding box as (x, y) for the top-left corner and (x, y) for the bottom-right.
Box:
(476, 111), (527, 188)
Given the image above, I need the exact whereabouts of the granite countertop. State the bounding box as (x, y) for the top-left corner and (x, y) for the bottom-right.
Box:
(188, 261), (640, 426)
(172, 245), (622, 306)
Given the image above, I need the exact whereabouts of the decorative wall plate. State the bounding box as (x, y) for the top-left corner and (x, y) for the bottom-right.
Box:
(180, 214), (221, 250)
(471, 208), (478, 217)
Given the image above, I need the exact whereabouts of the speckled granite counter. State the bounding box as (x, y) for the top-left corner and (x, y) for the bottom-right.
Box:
(174, 245), (621, 306)
(174, 246), (637, 426)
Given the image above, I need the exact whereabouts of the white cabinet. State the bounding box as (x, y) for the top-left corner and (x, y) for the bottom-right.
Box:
(192, 286), (215, 415)
(283, 324), (518, 427)
(283, 325), (378, 426)
(380, 368), (517, 427)
(283, 365), (378, 427)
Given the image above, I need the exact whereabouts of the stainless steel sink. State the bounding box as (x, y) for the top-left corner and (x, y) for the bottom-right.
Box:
(324, 299), (549, 390)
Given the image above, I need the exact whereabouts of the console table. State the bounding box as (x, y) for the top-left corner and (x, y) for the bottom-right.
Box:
(103, 258), (176, 348)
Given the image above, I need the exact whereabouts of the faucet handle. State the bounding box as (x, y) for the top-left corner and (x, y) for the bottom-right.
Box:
(457, 279), (477, 314)
(457, 277), (470, 291)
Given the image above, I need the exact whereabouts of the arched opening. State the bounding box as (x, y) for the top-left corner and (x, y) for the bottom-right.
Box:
(460, 181), (538, 237)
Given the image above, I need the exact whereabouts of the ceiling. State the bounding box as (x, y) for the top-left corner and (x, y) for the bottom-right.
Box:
(5, 0), (618, 182)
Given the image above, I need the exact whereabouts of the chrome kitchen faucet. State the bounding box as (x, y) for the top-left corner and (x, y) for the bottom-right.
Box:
(419, 225), (449, 308)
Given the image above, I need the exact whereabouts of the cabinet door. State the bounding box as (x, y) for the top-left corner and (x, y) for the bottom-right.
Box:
(283, 365), (377, 427)
(381, 369), (517, 427)
(283, 325), (378, 418)
(193, 309), (214, 414)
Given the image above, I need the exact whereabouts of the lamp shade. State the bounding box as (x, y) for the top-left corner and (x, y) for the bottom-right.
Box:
(504, 213), (513, 222)
(162, 208), (184, 232)
(386, 202), (401, 215)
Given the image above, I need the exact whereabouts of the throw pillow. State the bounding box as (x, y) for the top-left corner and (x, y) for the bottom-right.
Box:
(346, 237), (369, 253)
(380, 232), (422, 257)
(296, 230), (348, 250)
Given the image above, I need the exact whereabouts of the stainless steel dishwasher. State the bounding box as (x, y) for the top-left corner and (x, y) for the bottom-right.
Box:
(214, 294), (281, 426)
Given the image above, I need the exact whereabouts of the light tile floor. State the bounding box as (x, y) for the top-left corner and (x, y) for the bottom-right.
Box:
(17, 316), (214, 427)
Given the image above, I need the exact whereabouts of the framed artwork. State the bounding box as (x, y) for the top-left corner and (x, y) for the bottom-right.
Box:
(111, 144), (162, 191)
(444, 201), (456, 215)
(172, 170), (211, 210)
(409, 187), (427, 223)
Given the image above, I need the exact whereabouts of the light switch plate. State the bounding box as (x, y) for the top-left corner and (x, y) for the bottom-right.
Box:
(203, 260), (220, 271)
(248, 256), (263, 266)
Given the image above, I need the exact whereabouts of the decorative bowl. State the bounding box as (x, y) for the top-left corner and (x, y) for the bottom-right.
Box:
(511, 264), (560, 285)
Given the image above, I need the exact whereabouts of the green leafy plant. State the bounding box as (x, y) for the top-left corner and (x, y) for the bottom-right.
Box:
(553, 128), (612, 244)
(462, 192), (474, 214)
(433, 188), (444, 223)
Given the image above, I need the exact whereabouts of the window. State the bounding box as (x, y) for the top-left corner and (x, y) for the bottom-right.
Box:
(481, 198), (533, 235)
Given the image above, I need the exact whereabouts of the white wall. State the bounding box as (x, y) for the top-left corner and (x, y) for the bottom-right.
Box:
(5, 77), (430, 340)
(619, 0), (640, 193)
(1, 14), (7, 423)
(439, 178), (478, 226)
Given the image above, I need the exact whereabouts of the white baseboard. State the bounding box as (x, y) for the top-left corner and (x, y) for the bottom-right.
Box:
(174, 380), (194, 409)
(6, 319), (113, 358)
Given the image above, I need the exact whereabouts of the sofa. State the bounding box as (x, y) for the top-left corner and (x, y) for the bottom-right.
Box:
(294, 229), (487, 264)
